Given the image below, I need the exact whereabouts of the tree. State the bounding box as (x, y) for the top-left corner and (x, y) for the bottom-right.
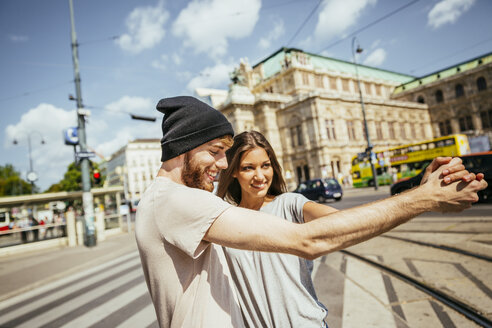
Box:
(0, 164), (33, 196)
(45, 161), (105, 192)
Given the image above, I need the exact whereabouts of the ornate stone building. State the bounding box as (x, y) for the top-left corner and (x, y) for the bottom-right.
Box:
(392, 52), (492, 151)
(215, 48), (433, 188)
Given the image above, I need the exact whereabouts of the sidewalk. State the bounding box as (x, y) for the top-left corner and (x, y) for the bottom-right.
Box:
(0, 232), (138, 302)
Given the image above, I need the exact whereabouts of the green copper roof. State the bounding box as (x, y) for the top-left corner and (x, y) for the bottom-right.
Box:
(255, 47), (415, 84)
(394, 51), (492, 94)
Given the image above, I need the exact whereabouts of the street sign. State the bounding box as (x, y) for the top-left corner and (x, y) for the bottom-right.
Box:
(64, 127), (79, 145)
(76, 151), (95, 159)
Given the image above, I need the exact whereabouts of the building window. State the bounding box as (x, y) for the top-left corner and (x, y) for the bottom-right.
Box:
(290, 124), (304, 147)
(439, 120), (452, 136)
(435, 90), (444, 103)
(315, 75), (323, 88)
(364, 82), (372, 95)
(296, 125), (303, 145)
(296, 166), (302, 184)
(459, 116), (474, 132)
(480, 109), (492, 129)
(375, 84), (382, 96)
(376, 121), (383, 140)
(347, 121), (356, 140)
(329, 77), (337, 90)
(417, 96), (425, 104)
(421, 124), (426, 138)
(400, 123), (406, 139)
(389, 122), (396, 139)
(290, 127), (296, 147)
(477, 77), (487, 91)
(325, 119), (337, 140)
(303, 165), (310, 181)
(411, 123), (417, 139)
(455, 84), (464, 98)
(354, 81), (360, 94)
(302, 72), (309, 85)
(341, 79), (350, 92)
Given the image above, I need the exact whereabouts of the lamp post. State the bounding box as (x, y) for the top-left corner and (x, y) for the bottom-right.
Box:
(352, 37), (378, 190)
(13, 132), (46, 194)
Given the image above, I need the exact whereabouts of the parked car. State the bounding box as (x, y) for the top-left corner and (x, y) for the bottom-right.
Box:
(294, 178), (343, 203)
(390, 151), (492, 202)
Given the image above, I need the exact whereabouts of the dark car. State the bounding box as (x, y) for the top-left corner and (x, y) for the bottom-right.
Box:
(390, 151), (492, 202)
(294, 178), (343, 203)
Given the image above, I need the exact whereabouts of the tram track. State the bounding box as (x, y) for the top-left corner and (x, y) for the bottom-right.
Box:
(341, 250), (492, 328)
(380, 235), (492, 262)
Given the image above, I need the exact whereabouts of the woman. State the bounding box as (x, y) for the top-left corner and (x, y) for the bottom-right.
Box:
(217, 131), (337, 328)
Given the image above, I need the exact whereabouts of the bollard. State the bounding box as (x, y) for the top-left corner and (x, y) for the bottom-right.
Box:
(95, 211), (106, 242)
(76, 219), (84, 246)
(66, 209), (77, 247)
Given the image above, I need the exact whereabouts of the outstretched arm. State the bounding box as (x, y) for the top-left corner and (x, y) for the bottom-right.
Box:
(204, 158), (487, 259)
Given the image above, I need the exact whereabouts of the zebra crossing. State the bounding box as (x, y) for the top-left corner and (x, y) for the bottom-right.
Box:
(0, 251), (158, 328)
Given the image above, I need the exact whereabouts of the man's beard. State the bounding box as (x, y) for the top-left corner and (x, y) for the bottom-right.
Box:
(182, 153), (214, 192)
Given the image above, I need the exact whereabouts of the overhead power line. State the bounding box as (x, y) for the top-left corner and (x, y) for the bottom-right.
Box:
(318, 0), (421, 53)
(286, 0), (322, 47)
(0, 80), (74, 102)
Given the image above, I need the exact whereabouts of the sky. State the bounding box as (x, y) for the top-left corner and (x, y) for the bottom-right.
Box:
(1, 0), (491, 191)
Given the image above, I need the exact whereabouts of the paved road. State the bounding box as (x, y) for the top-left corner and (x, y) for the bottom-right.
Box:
(0, 187), (489, 328)
(0, 250), (159, 328)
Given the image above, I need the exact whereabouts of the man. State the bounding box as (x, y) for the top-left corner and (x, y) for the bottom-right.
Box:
(136, 96), (486, 328)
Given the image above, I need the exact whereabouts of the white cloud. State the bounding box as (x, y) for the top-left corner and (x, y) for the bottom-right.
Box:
(186, 62), (235, 92)
(428, 0), (475, 29)
(5, 103), (77, 189)
(151, 54), (169, 71)
(258, 17), (285, 49)
(362, 48), (386, 67)
(314, 0), (377, 42)
(172, 53), (182, 66)
(172, 0), (261, 58)
(4, 99), (162, 190)
(105, 96), (154, 115)
(9, 35), (29, 42)
(116, 2), (170, 54)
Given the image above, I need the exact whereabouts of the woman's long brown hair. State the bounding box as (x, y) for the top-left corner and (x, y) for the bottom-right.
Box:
(217, 131), (287, 205)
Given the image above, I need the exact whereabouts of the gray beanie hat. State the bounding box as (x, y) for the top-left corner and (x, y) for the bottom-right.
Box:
(157, 96), (234, 161)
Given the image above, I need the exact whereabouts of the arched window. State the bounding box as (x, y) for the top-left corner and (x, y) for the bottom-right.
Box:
(435, 90), (443, 103)
(455, 84), (464, 98)
(477, 77), (487, 91)
(417, 96), (425, 104)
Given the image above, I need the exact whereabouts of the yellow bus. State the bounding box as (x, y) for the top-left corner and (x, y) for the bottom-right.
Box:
(351, 134), (471, 188)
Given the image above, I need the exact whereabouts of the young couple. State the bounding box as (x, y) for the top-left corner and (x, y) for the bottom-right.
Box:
(135, 96), (486, 328)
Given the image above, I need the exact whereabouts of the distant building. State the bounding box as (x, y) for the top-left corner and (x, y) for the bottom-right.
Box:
(216, 48), (432, 188)
(105, 139), (161, 202)
(392, 51), (492, 152)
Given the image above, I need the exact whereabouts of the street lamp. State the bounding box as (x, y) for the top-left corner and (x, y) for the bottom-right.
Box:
(13, 131), (46, 194)
(352, 37), (378, 190)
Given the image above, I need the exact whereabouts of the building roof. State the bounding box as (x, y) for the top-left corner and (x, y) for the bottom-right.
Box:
(393, 51), (492, 94)
(254, 47), (415, 84)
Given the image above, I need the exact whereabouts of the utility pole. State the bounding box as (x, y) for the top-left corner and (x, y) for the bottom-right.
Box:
(352, 37), (378, 190)
(69, 0), (96, 246)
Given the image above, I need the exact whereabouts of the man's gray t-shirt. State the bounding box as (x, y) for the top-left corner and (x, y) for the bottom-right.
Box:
(223, 193), (328, 327)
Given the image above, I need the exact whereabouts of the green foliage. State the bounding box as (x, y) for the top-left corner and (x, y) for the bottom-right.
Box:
(0, 164), (33, 196)
(45, 161), (105, 192)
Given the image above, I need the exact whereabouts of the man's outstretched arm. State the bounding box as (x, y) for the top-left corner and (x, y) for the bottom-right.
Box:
(204, 158), (487, 259)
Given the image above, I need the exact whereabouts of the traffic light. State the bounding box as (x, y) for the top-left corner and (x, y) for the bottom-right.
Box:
(93, 170), (101, 185)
